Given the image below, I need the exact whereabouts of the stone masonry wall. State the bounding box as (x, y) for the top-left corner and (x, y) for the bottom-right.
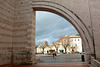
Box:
(88, 0), (100, 59)
(91, 56), (100, 67)
(13, 0), (36, 64)
(0, 0), (15, 65)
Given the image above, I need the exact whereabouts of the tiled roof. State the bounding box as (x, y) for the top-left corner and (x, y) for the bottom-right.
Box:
(65, 35), (80, 38)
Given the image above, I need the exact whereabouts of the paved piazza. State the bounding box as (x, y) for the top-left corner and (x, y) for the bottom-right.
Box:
(36, 54), (83, 63)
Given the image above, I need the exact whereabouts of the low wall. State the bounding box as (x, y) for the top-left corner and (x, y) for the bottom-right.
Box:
(91, 56), (100, 67)
(13, 50), (32, 65)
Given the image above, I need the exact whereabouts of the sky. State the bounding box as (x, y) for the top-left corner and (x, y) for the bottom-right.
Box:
(35, 11), (78, 45)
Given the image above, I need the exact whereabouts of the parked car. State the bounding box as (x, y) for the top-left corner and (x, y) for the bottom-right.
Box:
(75, 51), (80, 54)
(80, 52), (85, 54)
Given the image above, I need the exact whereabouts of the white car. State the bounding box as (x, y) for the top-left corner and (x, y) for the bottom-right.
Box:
(80, 52), (85, 54)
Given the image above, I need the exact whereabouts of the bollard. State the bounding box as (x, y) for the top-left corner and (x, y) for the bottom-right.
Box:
(81, 54), (85, 62)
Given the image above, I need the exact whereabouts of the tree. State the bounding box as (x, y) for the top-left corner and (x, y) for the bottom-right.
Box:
(41, 46), (46, 54)
(52, 41), (60, 53)
(35, 45), (38, 49)
(36, 41), (48, 54)
(76, 33), (79, 36)
(41, 40), (48, 54)
(59, 35), (70, 54)
(44, 40), (48, 46)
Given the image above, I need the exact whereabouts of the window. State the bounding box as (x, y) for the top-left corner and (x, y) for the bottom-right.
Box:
(75, 48), (77, 51)
(72, 45), (73, 47)
(76, 44), (77, 46)
(78, 39), (79, 41)
(71, 39), (73, 42)
(69, 48), (70, 51)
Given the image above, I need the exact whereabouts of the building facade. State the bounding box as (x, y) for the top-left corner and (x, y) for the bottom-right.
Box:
(66, 35), (82, 53)
(36, 40), (49, 54)
(36, 35), (82, 54)
(55, 35), (82, 54)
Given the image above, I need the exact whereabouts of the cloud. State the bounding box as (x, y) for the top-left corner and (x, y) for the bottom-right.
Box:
(35, 11), (78, 45)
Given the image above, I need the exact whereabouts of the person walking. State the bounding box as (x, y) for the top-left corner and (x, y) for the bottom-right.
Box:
(54, 52), (57, 58)
(53, 52), (55, 58)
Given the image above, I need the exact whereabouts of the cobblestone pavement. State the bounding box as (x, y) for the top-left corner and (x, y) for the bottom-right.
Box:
(36, 54), (83, 63)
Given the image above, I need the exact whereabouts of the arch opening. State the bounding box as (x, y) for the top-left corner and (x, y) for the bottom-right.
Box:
(30, 0), (95, 64)
(35, 11), (84, 63)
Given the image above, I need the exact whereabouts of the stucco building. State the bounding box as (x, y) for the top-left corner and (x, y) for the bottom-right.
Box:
(36, 40), (48, 53)
(65, 35), (82, 53)
(37, 35), (82, 54)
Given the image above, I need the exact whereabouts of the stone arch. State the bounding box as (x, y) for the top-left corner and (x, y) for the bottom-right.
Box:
(0, 0), (98, 65)
(28, 0), (95, 63)
(30, 1), (94, 54)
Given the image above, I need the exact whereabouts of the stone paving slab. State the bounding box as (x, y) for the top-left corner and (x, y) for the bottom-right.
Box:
(36, 54), (82, 63)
